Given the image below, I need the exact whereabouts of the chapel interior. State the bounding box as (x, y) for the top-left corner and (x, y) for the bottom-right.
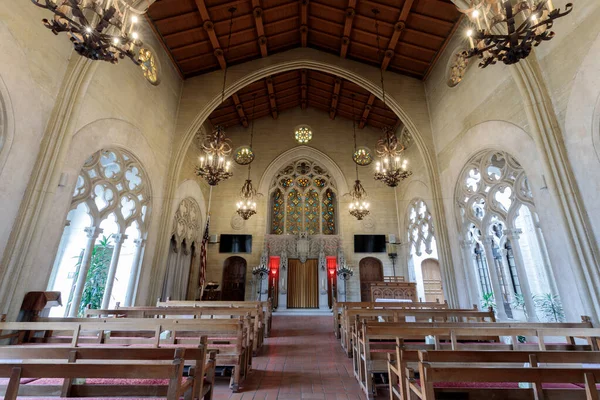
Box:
(1, 0), (600, 399)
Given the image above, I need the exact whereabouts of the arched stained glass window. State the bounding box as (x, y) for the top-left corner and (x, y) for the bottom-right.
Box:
(271, 189), (285, 234)
(269, 159), (337, 235)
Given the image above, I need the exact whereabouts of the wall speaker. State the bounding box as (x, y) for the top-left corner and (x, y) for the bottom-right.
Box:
(388, 234), (397, 244)
(209, 235), (218, 243)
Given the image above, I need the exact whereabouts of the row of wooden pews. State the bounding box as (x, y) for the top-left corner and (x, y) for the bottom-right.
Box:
(0, 299), (272, 399)
(335, 300), (600, 400)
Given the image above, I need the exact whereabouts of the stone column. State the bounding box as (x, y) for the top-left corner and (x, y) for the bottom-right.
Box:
(498, 249), (516, 301)
(459, 239), (480, 306)
(278, 250), (288, 310)
(482, 236), (508, 320)
(124, 238), (146, 307)
(101, 233), (128, 309)
(504, 229), (537, 322)
(69, 226), (102, 317)
(398, 242), (411, 280)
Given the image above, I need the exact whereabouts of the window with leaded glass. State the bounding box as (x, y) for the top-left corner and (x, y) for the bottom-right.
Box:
(269, 159), (337, 235)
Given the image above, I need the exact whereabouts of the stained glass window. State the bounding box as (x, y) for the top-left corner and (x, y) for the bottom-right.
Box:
(138, 48), (159, 85)
(322, 189), (336, 235)
(271, 189), (285, 234)
(305, 189), (319, 234)
(286, 189), (302, 234)
(270, 160), (337, 235)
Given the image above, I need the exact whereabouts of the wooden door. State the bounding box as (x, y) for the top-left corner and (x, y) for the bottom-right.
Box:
(421, 258), (445, 303)
(221, 256), (247, 301)
(359, 257), (384, 301)
(287, 259), (319, 308)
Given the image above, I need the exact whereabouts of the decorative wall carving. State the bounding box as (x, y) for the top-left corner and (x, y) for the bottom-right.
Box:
(172, 197), (201, 245)
(265, 234), (341, 259)
(407, 198), (435, 256)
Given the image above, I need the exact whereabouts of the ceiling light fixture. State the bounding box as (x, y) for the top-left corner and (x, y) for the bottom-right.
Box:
(195, 7), (237, 186)
(461, 0), (573, 68)
(236, 94), (262, 220)
(32, 0), (148, 65)
(371, 8), (412, 188)
(348, 95), (370, 221)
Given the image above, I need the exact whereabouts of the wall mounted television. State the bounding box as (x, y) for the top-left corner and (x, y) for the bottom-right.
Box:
(219, 234), (252, 253)
(354, 234), (387, 253)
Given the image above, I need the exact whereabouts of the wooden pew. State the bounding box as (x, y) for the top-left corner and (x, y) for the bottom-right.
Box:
(156, 300), (273, 337)
(82, 305), (265, 354)
(356, 321), (599, 399)
(0, 345), (216, 400)
(332, 299), (450, 339)
(340, 307), (495, 356)
(409, 350), (600, 400)
(0, 319), (250, 392)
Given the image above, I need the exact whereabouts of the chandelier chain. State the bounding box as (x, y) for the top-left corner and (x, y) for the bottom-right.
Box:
(221, 7), (237, 105)
(372, 8), (386, 107)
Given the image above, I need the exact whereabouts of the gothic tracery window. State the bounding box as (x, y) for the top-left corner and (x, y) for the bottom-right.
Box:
(49, 148), (151, 316)
(456, 150), (556, 320)
(270, 160), (337, 235)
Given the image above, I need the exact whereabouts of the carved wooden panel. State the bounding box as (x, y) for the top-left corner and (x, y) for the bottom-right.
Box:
(221, 256), (247, 301)
(370, 282), (417, 302)
(359, 257), (383, 302)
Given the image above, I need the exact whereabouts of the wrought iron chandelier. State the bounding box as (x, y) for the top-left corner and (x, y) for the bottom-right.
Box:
(195, 125), (233, 186)
(32, 0), (149, 64)
(348, 95), (370, 221)
(195, 8), (237, 187)
(371, 9), (412, 188)
(336, 263), (353, 280)
(461, 0), (573, 68)
(236, 95), (261, 220)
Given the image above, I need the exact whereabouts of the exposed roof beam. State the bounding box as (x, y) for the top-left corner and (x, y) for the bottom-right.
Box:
(194, 0), (227, 69)
(381, 0), (414, 71)
(359, 94), (376, 129)
(231, 94), (249, 128)
(301, 69), (308, 109)
(329, 78), (342, 119)
(265, 76), (279, 119)
(340, 0), (356, 58)
(300, 0), (309, 47)
(252, 0), (268, 57)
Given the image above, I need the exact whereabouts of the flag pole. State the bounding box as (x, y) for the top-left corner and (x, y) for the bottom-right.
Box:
(199, 186), (214, 301)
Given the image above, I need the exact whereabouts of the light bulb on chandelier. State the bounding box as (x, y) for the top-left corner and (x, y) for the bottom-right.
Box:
(460, 0), (573, 68)
(32, 0), (148, 65)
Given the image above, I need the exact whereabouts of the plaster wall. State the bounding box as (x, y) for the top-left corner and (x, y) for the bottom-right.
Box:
(0, 8), (183, 313)
(425, 0), (600, 319)
(0, 1), (72, 268)
(179, 107), (430, 302)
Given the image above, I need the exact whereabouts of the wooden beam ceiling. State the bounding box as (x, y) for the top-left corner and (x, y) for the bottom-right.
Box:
(300, 0), (309, 47)
(252, 0), (268, 57)
(193, 0), (227, 70)
(340, 0), (357, 58)
(265, 76), (278, 119)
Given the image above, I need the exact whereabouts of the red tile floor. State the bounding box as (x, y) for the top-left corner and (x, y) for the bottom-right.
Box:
(211, 315), (372, 400)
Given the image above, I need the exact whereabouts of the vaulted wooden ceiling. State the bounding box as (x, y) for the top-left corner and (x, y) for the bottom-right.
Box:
(147, 0), (462, 79)
(208, 69), (399, 130)
(147, 0), (462, 129)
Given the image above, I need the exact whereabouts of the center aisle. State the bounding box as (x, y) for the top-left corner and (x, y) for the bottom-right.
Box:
(212, 315), (368, 400)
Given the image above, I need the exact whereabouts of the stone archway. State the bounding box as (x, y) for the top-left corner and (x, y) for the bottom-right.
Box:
(149, 48), (458, 306)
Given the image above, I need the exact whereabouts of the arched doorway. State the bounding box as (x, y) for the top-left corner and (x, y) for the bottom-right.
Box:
(222, 257), (247, 301)
(421, 258), (444, 303)
(359, 257), (383, 301)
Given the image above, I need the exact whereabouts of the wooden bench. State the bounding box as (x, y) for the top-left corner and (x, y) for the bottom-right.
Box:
(355, 322), (599, 399)
(0, 344), (216, 400)
(156, 300), (273, 337)
(408, 350), (600, 400)
(340, 307), (494, 356)
(0, 319), (250, 392)
(332, 299), (450, 339)
(82, 305), (265, 354)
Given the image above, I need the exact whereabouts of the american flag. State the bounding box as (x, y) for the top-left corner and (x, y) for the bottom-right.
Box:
(198, 216), (210, 299)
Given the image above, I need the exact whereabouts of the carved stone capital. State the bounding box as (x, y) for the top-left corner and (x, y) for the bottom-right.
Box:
(84, 226), (102, 240)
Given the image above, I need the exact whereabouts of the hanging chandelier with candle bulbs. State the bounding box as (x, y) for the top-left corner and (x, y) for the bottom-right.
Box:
(195, 7), (237, 187)
(371, 9), (412, 188)
(195, 125), (233, 186)
(32, 0), (149, 65)
(236, 94), (262, 220)
(461, 0), (573, 68)
(347, 95), (370, 221)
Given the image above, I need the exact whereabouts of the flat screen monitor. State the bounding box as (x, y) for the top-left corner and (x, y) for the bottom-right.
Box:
(219, 234), (252, 253)
(354, 234), (387, 253)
